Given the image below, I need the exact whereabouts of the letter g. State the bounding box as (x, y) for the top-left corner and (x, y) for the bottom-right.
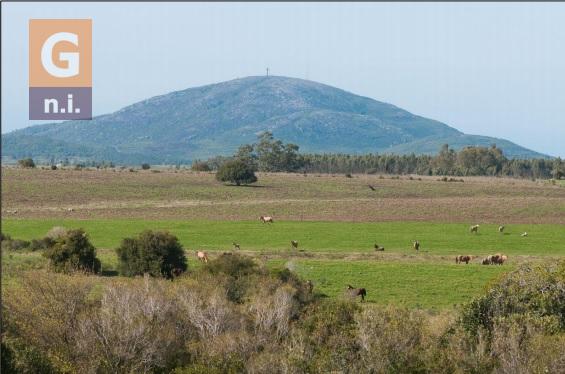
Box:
(41, 32), (79, 78)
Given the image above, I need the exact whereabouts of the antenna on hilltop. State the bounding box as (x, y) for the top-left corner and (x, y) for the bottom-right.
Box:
(266, 67), (269, 77)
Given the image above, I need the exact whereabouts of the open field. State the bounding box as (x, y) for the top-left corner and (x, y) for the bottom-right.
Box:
(2, 167), (564, 310)
(3, 167), (565, 223)
(3, 219), (564, 256)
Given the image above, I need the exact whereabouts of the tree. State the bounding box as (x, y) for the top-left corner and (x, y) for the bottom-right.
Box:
(191, 160), (211, 171)
(115, 230), (187, 279)
(235, 144), (258, 171)
(17, 158), (35, 168)
(43, 229), (101, 273)
(216, 159), (257, 186)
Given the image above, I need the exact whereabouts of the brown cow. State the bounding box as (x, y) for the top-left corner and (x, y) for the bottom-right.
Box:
(455, 255), (473, 264)
(347, 285), (367, 302)
(491, 254), (507, 265)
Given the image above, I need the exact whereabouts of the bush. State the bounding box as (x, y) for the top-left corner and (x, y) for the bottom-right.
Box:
(2, 238), (31, 251)
(17, 158), (35, 168)
(50, 165), (57, 170)
(46, 226), (69, 240)
(29, 237), (55, 251)
(216, 159), (257, 186)
(115, 230), (188, 279)
(192, 161), (211, 172)
(141, 163), (151, 170)
(43, 229), (101, 273)
(204, 253), (261, 302)
(461, 260), (565, 334)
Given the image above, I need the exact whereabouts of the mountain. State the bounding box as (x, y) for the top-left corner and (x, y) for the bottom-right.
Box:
(1, 76), (547, 164)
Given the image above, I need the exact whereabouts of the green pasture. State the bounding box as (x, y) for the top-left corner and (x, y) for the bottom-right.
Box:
(268, 259), (511, 310)
(3, 219), (564, 256)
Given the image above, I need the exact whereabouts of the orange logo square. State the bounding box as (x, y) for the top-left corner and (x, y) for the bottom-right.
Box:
(29, 19), (92, 87)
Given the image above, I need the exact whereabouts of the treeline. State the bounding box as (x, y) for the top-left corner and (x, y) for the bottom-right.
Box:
(199, 134), (563, 179)
(301, 145), (563, 179)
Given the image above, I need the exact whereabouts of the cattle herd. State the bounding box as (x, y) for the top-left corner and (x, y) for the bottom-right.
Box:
(191, 218), (519, 302)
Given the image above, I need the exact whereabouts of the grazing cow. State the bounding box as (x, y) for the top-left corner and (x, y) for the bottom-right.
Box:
(291, 240), (299, 250)
(456, 255), (473, 264)
(196, 251), (209, 263)
(413, 240), (420, 251)
(347, 285), (367, 302)
(482, 256), (493, 265)
(67, 208), (74, 212)
(491, 254), (507, 265)
(498, 225), (505, 233)
(374, 243), (384, 251)
(470, 225), (480, 234)
(233, 242), (240, 250)
(260, 216), (274, 223)
(521, 232), (528, 237)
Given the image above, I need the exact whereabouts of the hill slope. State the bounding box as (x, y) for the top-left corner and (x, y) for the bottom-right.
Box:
(2, 76), (546, 163)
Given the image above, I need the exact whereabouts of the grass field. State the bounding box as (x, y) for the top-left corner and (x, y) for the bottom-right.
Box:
(2, 167), (564, 310)
(3, 219), (564, 256)
(3, 168), (565, 224)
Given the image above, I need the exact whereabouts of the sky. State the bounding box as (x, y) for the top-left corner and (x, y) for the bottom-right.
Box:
(2, 2), (564, 157)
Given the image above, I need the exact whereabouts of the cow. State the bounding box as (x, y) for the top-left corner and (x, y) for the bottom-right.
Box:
(260, 216), (274, 223)
(470, 225), (480, 234)
(291, 240), (298, 250)
(456, 255), (473, 264)
(498, 225), (505, 233)
(413, 240), (420, 251)
(232, 242), (241, 250)
(374, 243), (384, 251)
(347, 285), (367, 302)
(521, 232), (528, 237)
(196, 251), (209, 263)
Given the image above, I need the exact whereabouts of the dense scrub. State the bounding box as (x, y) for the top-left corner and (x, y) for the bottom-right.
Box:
(2, 255), (564, 373)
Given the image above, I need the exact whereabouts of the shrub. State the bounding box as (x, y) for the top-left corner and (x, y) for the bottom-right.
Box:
(43, 229), (101, 273)
(141, 163), (151, 170)
(115, 230), (188, 279)
(192, 161), (211, 172)
(17, 158), (35, 168)
(461, 260), (565, 334)
(45, 226), (68, 239)
(205, 253), (259, 278)
(29, 237), (55, 251)
(204, 253), (261, 302)
(2, 238), (31, 251)
(215, 159), (257, 186)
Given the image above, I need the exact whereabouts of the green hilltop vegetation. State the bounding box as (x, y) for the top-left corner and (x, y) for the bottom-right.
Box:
(2, 76), (548, 164)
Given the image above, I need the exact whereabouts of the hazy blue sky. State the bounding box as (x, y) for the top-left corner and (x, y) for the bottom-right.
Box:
(2, 2), (564, 157)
